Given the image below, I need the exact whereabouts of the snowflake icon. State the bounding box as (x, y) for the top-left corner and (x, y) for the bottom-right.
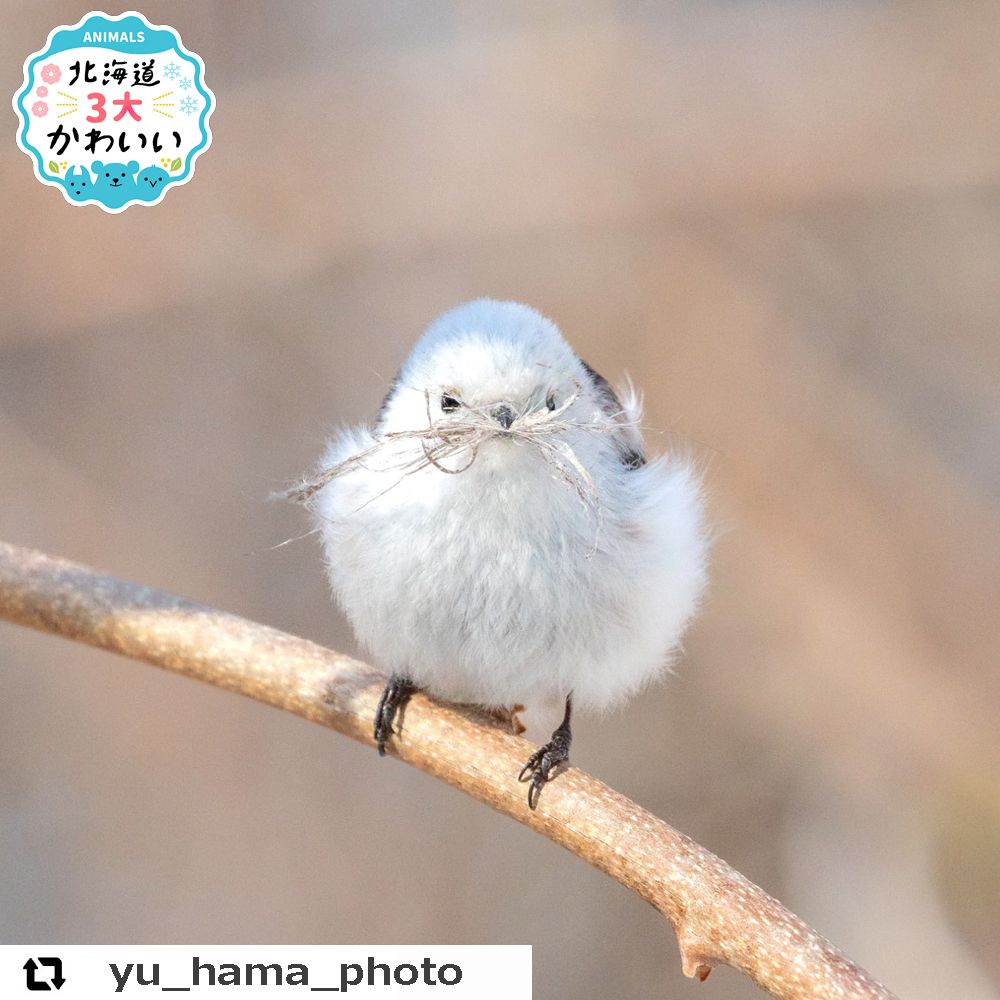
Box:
(163, 61), (181, 80)
(179, 95), (198, 115)
(178, 77), (192, 90)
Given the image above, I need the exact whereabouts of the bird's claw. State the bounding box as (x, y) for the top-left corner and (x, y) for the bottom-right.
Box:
(374, 712), (393, 756)
(374, 674), (414, 756)
(518, 730), (571, 810)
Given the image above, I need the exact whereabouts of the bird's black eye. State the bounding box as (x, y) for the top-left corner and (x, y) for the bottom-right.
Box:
(441, 394), (460, 412)
(546, 393), (556, 411)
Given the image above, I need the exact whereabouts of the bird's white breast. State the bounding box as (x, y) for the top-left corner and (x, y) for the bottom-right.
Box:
(315, 431), (708, 714)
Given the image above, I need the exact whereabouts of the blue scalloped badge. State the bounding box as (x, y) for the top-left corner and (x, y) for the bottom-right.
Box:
(12, 11), (215, 212)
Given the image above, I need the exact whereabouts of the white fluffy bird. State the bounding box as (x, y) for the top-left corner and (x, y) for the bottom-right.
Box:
(301, 300), (708, 808)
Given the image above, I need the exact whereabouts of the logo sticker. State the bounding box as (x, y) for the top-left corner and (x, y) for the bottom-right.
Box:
(12, 11), (215, 212)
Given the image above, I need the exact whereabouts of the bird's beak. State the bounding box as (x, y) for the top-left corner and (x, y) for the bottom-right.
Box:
(492, 404), (515, 431)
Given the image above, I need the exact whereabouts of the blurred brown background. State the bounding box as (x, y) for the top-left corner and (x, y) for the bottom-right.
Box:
(2, 2), (999, 997)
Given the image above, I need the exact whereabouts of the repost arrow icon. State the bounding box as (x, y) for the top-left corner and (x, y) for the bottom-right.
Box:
(23, 957), (65, 991)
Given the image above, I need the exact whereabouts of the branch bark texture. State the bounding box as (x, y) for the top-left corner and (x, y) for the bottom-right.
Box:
(0, 540), (897, 1000)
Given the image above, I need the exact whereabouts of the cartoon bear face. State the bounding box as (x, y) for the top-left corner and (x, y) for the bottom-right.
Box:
(64, 165), (92, 201)
(91, 159), (139, 207)
(135, 165), (171, 201)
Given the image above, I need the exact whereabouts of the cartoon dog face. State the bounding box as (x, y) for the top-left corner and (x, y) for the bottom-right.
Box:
(135, 165), (171, 200)
(64, 165), (92, 201)
(91, 159), (139, 207)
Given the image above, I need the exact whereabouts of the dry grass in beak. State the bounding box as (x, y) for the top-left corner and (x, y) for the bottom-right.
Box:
(283, 390), (627, 515)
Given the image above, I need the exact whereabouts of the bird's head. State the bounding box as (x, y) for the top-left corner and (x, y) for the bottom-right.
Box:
(286, 300), (641, 511)
(380, 299), (607, 438)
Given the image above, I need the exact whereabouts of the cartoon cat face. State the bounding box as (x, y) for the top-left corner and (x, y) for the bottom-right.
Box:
(64, 165), (92, 200)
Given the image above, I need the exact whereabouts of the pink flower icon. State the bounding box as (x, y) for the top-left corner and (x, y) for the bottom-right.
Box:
(40, 63), (61, 84)
(36, 86), (48, 97)
(31, 100), (48, 117)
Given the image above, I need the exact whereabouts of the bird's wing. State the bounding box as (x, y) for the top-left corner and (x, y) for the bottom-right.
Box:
(375, 372), (402, 429)
(580, 360), (646, 470)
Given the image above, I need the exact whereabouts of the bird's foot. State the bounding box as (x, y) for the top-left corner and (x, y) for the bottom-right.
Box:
(518, 727), (571, 810)
(374, 674), (415, 755)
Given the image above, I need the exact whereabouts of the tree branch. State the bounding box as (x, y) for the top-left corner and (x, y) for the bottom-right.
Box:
(0, 540), (896, 999)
